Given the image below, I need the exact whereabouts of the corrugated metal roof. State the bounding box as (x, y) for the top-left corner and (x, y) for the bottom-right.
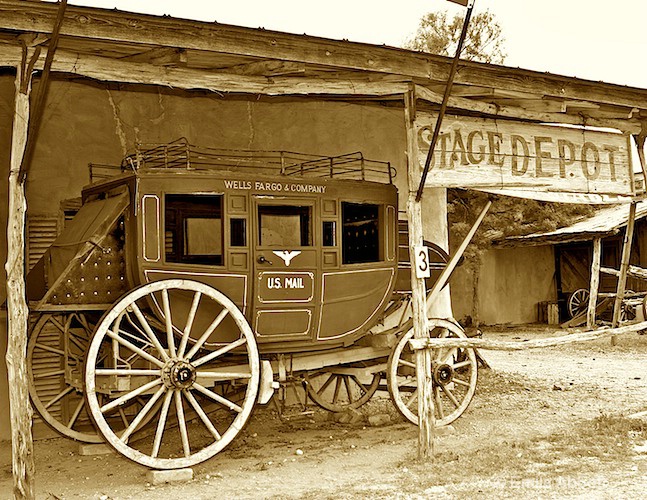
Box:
(501, 200), (647, 246)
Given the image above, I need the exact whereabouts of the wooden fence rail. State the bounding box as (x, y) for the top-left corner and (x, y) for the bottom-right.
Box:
(409, 320), (647, 351)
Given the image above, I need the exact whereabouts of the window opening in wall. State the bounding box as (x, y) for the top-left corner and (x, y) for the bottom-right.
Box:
(342, 202), (380, 264)
(230, 218), (247, 247)
(165, 194), (223, 265)
(323, 221), (336, 247)
(258, 205), (312, 247)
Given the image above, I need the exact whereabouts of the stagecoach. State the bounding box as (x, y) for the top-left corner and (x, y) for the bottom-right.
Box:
(26, 139), (478, 469)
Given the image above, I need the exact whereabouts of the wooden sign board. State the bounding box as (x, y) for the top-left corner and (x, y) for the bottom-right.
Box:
(417, 112), (634, 199)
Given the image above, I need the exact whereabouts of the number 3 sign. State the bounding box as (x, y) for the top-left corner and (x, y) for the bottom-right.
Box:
(414, 245), (431, 279)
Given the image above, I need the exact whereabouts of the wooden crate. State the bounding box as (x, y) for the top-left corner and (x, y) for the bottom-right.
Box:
(538, 301), (560, 324)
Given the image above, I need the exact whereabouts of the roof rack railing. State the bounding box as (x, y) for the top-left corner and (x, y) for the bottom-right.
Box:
(111, 138), (395, 184)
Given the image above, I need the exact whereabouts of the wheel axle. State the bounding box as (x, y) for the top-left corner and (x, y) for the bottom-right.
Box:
(432, 363), (454, 385)
(162, 359), (197, 389)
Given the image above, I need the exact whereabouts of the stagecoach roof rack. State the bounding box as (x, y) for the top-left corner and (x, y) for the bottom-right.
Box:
(89, 138), (395, 184)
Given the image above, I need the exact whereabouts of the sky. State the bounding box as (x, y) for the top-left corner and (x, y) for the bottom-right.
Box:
(49, 0), (647, 89)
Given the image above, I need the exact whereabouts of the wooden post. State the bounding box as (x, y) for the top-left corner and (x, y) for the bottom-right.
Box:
(404, 88), (435, 459)
(587, 238), (602, 329)
(6, 42), (39, 500)
(632, 130), (647, 191)
(611, 202), (637, 344)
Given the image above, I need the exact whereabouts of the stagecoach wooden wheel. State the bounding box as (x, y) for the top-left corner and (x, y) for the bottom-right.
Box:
(303, 369), (381, 413)
(386, 319), (477, 427)
(28, 313), (103, 442)
(85, 279), (260, 469)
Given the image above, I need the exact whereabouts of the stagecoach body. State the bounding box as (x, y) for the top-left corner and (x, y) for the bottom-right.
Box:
(26, 140), (477, 469)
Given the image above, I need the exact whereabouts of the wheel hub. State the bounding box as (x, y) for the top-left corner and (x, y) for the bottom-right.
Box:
(162, 360), (197, 389)
(432, 363), (454, 386)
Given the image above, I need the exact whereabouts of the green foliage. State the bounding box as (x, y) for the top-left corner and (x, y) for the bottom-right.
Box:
(448, 190), (595, 270)
(405, 9), (506, 64)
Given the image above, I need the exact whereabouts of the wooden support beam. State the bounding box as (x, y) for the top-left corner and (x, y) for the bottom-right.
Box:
(633, 131), (647, 198)
(0, 45), (409, 97)
(5, 42), (37, 500)
(120, 47), (187, 66)
(611, 202), (637, 343)
(226, 60), (306, 77)
(414, 85), (641, 134)
(587, 238), (602, 328)
(404, 88), (435, 459)
(409, 319), (647, 351)
(601, 264), (647, 280)
(426, 200), (491, 313)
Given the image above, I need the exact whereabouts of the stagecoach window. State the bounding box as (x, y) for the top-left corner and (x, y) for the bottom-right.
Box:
(342, 202), (380, 264)
(165, 194), (223, 265)
(230, 219), (247, 247)
(258, 205), (312, 247)
(323, 221), (336, 247)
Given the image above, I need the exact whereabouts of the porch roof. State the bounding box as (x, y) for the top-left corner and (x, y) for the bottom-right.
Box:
(500, 201), (647, 247)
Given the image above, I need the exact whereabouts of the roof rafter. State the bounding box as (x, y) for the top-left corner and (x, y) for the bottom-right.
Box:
(0, 44), (410, 97)
(1, 1), (646, 112)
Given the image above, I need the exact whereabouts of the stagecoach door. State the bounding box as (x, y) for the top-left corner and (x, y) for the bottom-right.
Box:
(252, 198), (319, 342)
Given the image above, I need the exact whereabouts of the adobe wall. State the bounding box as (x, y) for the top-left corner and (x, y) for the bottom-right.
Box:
(0, 76), (451, 440)
(452, 245), (556, 325)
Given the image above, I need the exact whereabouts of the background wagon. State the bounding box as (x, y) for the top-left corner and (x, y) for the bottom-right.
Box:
(26, 139), (478, 469)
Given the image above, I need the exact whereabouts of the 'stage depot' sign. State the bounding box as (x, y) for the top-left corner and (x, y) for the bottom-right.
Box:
(417, 113), (635, 198)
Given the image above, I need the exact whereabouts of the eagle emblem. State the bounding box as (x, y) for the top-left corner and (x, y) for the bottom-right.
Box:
(272, 250), (301, 266)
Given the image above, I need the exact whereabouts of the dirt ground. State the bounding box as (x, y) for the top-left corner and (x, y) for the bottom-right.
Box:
(2, 325), (647, 499)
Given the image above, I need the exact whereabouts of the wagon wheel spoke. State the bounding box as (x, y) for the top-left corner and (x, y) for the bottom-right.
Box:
(453, 359), (472, 370)
(350, 375), (370, 396)
(195, 370), (252, 380)
(68, 333), (87, 353)
(33, 342), (65, 357)
(434, 386), (445, 420)
(123, 312), (155, 350)
(95, 368), (162, 377)
(440, 383), (461, 409)
(38, 369), (66, 378)
(192, 382), (243, 413)
(66, 397), (86, 429)
(151, 389), (174, 458)
(405, 388), (418, 409)
(315, 373), (336, 395)
(118, 407), (130, 427)
(177, 291), (202, 358)
(452, 377), (471, 388)
(398, 358), (416, 370)
(439, 347), (459, 366)
(44, 386), (75, 410)
(120, 386), (166, 444)
(175, 390), (191, 457)
(340, 376), (354, 403)
(191, 337), (247, 367)
(107, 330), (165, 368)
(161, 289), (177, 358)
(331, 376), (343, 405)
(185, 309), (230, 360)
(184, 390), (222, 441)
(130, 302), (171, 362)
(101, 379), (163, 414)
